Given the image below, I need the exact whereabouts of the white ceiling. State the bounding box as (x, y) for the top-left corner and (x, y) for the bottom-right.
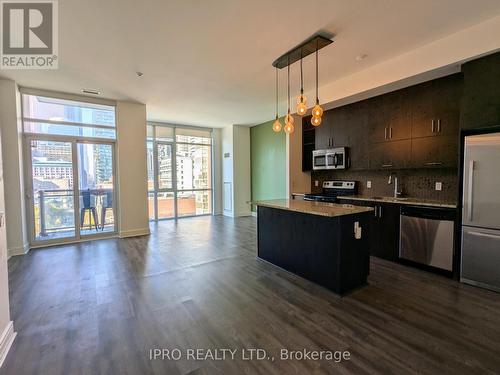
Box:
(2, 0), (500, 128)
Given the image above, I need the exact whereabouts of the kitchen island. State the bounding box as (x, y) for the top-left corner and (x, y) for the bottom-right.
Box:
(255, 199), (374, 295)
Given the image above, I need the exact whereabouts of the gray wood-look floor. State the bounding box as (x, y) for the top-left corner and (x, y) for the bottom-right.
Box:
(2, 216), (500, 375)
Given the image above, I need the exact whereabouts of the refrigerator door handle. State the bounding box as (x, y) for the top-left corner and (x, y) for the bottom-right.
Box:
(468, 230), (500, 240)
(467, 160), (475, 222)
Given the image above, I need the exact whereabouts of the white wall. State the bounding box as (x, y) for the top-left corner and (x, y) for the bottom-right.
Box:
(221, 125), (251, 217)
(212, 128), (223, 215)
(232, 126), (251, 217)
(222, 125), (234, 216)
(116, 101), (150, 237)
(0, 128), (16, 367)
(0, 79), (28, 257)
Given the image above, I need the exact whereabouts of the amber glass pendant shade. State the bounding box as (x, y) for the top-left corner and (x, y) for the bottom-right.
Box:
(283, 121), (294, 134)
(272, 118), (282, 132)
(311, 115), (322, 127)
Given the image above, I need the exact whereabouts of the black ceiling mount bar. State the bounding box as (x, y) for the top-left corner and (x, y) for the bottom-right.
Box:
(272, 34), (333, 69)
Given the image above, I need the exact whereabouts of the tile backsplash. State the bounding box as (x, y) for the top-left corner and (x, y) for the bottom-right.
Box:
(311, 168), (458, 203)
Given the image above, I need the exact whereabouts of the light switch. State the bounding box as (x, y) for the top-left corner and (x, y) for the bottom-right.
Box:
(435, 182), (442, 191)
(315, 180), (319, 187)
(367, 180), (372, 189)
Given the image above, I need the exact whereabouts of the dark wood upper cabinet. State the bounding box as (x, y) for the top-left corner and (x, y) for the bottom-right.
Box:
(345, 101), (370, 170)
(367, 96), (390, 143)
(461, 52), (500, 130)
(411, 74), (462, 138)
(369, 93), (411, 143)
(314, 114), (331, 149)
(369, 139), (412, 170)
(330, 107), (349, 147)
(304, 71), (464, 171)
(410, 135), (458, 168)
(385, 92), (412, 141)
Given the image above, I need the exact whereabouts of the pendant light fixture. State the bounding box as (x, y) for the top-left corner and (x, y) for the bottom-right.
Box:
(272, 67), (282, 132)
(271, 34), (333, 135)
(311, 39), (323, 127)
(296, 56), (307, 116)
(284, 56), (295, 134)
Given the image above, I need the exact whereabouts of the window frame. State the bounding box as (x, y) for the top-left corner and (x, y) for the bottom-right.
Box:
(147, 122), (213, 220)
(20, 88), (117, 140)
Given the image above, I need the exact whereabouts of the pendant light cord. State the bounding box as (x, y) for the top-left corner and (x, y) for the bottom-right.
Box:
(287, 55), (290, 114)
(300, 56), (303, 95)
(275, 67), (278, 119)
(315, 39), (319, 105)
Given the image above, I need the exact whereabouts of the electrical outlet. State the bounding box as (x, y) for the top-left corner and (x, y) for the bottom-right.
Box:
(354, 221), (362, 239)
(367, 180), (372, 189)
(435, 182), (442, 191)
(315, 180), (319, 187)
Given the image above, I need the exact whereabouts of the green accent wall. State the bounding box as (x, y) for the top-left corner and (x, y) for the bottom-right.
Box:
(250, 118), (286, 211)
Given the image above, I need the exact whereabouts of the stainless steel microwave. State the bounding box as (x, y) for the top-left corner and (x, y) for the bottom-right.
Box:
(312, 148), (347, 170)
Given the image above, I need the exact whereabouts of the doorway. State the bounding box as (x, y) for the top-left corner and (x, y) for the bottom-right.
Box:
(25, 136), (117, 246)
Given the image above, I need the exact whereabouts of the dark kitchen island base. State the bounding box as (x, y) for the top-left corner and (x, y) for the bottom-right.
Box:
(257, 203), (372, 296)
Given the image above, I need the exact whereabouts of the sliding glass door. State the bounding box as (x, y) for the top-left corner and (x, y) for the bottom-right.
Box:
(77, 142), (116, 237)
(26, 137), (117, 245)
(147, 124), (213, 220)
(28, 139), (76, 241)
(22, 91), (117, 247)
(156, 142), (175, 219)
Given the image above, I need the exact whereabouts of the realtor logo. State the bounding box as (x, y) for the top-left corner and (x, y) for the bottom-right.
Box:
(1, 0), (58, 69)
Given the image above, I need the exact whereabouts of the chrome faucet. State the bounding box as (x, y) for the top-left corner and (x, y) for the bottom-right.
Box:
(388, 173), (402, 198)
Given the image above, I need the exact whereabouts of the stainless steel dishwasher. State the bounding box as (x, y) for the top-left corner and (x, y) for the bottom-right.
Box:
(400, 206), (456, 271)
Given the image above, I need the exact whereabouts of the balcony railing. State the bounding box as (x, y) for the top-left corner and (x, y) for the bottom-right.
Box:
(35, 188), (114, 238)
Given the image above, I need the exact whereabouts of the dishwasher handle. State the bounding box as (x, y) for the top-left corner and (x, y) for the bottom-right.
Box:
(400, 206), (456, 221)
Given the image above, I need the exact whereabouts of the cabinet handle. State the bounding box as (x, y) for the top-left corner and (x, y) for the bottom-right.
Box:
(431, 119), (435, 133)
(437, 119), (441, 133)
(389, 127), (393, 139)
(381, 164), (393, 168)
(378, 206), (382, 218)
(425, 162), (443, 166)
(374, 206), (378, 218)
(384, 127), (388, 140)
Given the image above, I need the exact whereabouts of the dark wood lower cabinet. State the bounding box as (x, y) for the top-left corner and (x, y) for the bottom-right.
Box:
(374, 203), (400, 261)
(340, 200), (400, 261)
(257, 206), (371, 295)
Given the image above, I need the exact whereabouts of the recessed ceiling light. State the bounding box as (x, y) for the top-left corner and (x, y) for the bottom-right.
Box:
(355, 54), (368, 61)
(82, 89), (101, 95)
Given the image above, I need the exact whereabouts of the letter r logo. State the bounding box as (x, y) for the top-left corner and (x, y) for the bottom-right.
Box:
(2, 1), (53, 54)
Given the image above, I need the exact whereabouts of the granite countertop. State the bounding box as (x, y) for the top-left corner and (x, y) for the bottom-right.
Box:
(337, 195), (457, 209)
(254, 199), (374, 218)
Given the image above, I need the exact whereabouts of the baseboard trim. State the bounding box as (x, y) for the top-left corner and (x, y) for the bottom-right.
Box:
(119, 228), (150, 238)
(8, 243), (29, 258)
(0, 321), (16, 368)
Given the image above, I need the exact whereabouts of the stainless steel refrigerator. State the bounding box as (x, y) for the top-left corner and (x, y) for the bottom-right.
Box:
(461, 132), (500, 292)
